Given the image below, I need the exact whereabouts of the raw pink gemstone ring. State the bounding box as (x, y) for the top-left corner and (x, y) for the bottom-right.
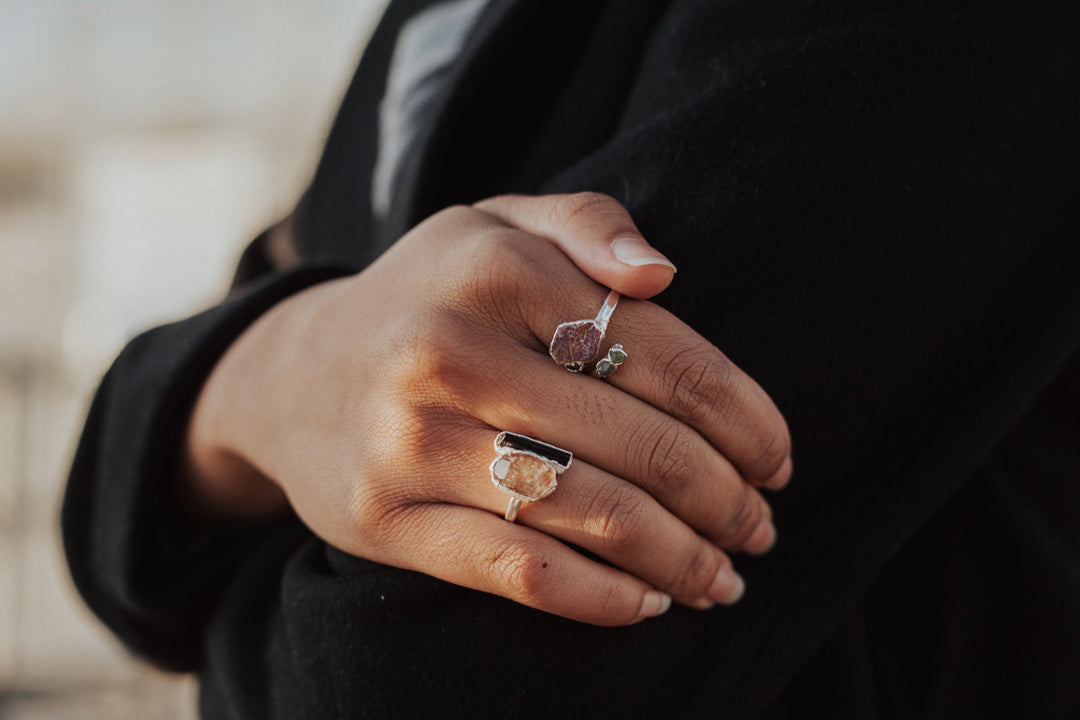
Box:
(490, 431), (573, 522)
(548, 289), (620, 372)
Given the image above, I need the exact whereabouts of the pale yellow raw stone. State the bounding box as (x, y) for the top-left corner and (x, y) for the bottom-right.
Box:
(492, 454), (558, 501)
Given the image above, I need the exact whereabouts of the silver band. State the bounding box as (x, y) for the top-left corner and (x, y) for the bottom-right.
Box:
(504, 498), (523, 523)
(593, 289), (619, 333)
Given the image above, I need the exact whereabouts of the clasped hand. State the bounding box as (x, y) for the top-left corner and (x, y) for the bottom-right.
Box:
(186, 193), (792, 625)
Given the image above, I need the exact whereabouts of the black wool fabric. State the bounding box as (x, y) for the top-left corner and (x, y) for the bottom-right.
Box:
(62, 265), (356, 670)
(64, 0), (1080, 718)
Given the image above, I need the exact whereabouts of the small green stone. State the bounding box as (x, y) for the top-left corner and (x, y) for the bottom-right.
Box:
(596, 359), (615, 377)
(608, 347), (627, 364)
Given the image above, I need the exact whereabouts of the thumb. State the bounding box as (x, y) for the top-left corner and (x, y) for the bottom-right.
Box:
(473, 192), (676, 300)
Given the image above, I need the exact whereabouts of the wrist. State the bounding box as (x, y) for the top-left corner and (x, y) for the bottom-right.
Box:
(182, 281), (339, 520)
(182, 441), (287, 520)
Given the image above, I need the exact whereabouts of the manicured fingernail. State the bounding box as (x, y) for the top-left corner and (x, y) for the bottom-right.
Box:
(745, 519), (777, 555)
(638, 590), (673, 620)
(725, 573), (746, 605)
(611, 237), (677, 271)
(707, 567), (746, 605)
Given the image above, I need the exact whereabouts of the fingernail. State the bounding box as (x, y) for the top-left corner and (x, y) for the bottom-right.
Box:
(611, 237), (677, 271)
(704, 565), (747, 604)
(725, 573), (746, 605)
(707, 567), (746, 605)
(638, 590), (673, 620)
(745, 519), (777, 555)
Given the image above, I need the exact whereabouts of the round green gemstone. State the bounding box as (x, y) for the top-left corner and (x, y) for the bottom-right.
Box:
(596, 359), (615, 377)
(608, 347), (627, 364)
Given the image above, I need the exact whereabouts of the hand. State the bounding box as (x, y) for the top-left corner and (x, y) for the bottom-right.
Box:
(185, 193), (792, 626)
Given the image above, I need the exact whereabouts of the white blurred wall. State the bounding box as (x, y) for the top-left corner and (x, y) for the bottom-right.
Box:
(0, 2), (387, 717)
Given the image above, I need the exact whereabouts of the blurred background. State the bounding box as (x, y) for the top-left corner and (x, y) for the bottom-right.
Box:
(0, 1), (386, 717)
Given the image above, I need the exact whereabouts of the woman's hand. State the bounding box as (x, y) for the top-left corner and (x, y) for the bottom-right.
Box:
(185, 193), (792, 626)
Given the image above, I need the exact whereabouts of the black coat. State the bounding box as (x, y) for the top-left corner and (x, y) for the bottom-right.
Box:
(63, 0), (1080, 717)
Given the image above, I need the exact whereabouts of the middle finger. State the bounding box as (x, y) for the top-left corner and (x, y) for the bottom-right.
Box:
(430, 424), (746, 607)
(461, 339), (777, 554)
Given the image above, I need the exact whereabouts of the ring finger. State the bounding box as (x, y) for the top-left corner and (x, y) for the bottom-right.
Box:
(422, 424), (746, 608)
(455, 334), (776, 555)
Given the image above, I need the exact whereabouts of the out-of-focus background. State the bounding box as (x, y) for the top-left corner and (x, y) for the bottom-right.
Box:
(0, 1), (386, 717)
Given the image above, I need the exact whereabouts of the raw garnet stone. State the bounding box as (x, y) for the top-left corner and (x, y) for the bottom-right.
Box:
(550, 320), (602, 369)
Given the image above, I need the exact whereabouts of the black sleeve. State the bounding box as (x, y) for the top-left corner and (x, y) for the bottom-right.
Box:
(190, 1), (1079, 718)
(61, 261), (356, 671)
(58, 0), (410, 677)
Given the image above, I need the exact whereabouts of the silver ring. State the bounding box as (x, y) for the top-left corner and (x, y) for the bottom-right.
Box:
(549, 290), (620, 372)
(490, 431), (572, 522)
(594, 343), (627, 379)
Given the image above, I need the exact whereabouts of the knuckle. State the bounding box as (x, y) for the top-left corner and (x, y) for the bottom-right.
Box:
(664, 347), (737, 428)
(454, 229), (536, 320)
(485, 540), (550, 604)
(665, 545), (718, 597)
(344, 481), (379, 530)
(386, 318), (477, 400)
(334, 413), (456, 542)
(749, 424), (793, 483)
(592, 582), (637, 627)
(435, 203), (480, 224)
(714, 485), (761, 546)
(406, 203), (477, 242)
(343, 475), (406, 541)
(584, 484), (649, 548)
(547, 191), (621, 229)
(375, 403), (456, 468)
(462, 230), (524, 293)
(644, 423), (695, 497)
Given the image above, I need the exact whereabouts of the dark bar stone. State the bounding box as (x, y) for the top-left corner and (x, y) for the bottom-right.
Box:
(497, 432), (572, 469)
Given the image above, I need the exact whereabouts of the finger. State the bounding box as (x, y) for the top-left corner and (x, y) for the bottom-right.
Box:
(474, 192), (676, 300)
(604, 299), (794, 490)
(375, 503), (674, 626)
(514, 460), (747, 608)
(459, 347), (778, 554)
(382, 214), (788, 547)
(450, 231), (792, 491)
(500, 275), (793, 491)
(429, 425), (748, 606)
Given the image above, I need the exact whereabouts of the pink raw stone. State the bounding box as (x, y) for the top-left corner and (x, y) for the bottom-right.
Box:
(492, 454), (558, 501)
(549, 320), (603, 367)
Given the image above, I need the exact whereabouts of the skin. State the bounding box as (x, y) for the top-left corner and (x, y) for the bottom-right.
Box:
(185, 192), (793, 626)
